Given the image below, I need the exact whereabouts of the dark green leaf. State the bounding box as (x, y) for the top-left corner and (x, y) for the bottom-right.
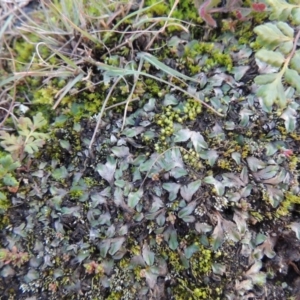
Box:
(184, 243), (200, 259)
(281, 106), (297, 132)
(99, 240), (111, 258)
(162, 182), (180, 201)
(122, 127), (145, 137)
(52, 166), (69, 180)
(200, 234), (209, 246)
(181, 215), (195, 222)
(169, 229), (179, 250)
(111, 146), (130, 158)
(212, 262), (226, 275)
(190, 131), (208, 151)
(174, 129), (191, 142)
(291, 222), (300, 240)
(109, 237), (125, 256)
(96, 156), (116, 184)
(255, 233), (266, 245)
(142, 244), (155, 266)
(0, 155), (20, 172)
(59, 140), (71, 151)
(211, 215), (224, 251)
(180, 180), (201, 202)
(128, 189), (143, 208)
(144, 98), (156, 112)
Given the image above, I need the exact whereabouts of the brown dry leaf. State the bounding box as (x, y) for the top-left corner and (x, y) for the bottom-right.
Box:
(7, 185), (19, 193)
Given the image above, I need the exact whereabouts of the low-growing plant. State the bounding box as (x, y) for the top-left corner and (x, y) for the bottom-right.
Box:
(253, 21), (300, 110)
(0, 112), (49, 161)
(0, 154), (20, 209)
(0, 246), (29, 268)
(1, 0), (300, 299)
(84, 260), (104, 276)
(252, 0), (300, 112)
(196, 0), (266, 27)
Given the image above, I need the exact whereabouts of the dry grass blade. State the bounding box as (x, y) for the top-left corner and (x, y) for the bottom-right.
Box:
(0, 38), (17, 129)
(137, 52), (200, 84)
(109, 0), (164, 35)
(86, 54), (224, 141)
(144, 0), (179, 51)
(121, 59), (143, 131)
(88, 77), (123, 152)
(52, 73), (85, 110)
(98, 58), (224, 116)
(39, 43), (79, 70)
(0, 15), (13, 42)
(43, 1), (101, 45)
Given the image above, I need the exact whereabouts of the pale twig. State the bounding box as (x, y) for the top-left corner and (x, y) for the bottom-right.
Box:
(279, 28), (300, 76)
(144, 0), (179, 51)
(88, 77), (123, 151)
(104, 97), (139, 111)
(121, 59), (143, 131)
(0, 38), (17, 129)
(135, 0), (144, 19)
(35, 42), (50, 67)
(101, 22), (159, 59)
(0, 107), (18, 123)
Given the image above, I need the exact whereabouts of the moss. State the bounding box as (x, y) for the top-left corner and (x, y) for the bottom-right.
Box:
(184, 41), (233, 72)
(173, 277), (212, 300)
(172, 0), (202, 24)
(0, 214), (10, 229)
(83, 95), (103, 114)
(119, 258), (130, 269)
(145, 1), (169, 16)
(14, 39), (35, 65)
(217, 158), (232, 170)
(276, 192), (300, 217)
(183, 99), (202, 120)
(144, 78), (162, 96)
(241, 144), (250, 158)
(33, 87), (57, 106)
(106, 292), (122, 300)
(154, 99), (202, 152)
(13, 34), (60, 73)
(289, 155), (299, 173)
(83, 177), (97, 188)
(182, 149), (203, 171)
(190, 244), (213, 275)
(145, 0), (201, 25)
(167, 249), (185, 273)
(69, 186), (84, 199)
(0, 196), (10, 214)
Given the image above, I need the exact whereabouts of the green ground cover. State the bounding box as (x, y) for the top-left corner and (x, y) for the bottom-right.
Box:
(1, 0), (300, 299)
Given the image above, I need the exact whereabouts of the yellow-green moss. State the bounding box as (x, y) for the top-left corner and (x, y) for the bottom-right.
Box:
(276, 192), (300, 217)
(190, 244), (213, 275)
(106, 292), (122, 300)
(182, 149), (203, 171)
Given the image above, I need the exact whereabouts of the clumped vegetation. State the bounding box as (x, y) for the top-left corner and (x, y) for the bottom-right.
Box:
(0, 0), (300, 299)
